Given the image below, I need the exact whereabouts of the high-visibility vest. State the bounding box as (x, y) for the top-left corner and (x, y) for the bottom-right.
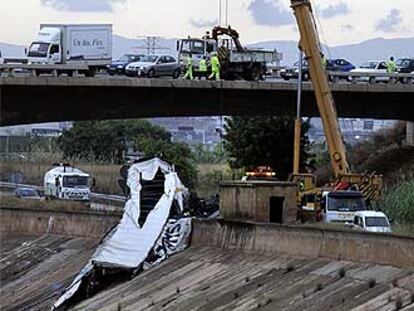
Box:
(321, 56), (327, 69)
(386, 60), (396, 73)
(187, 57), (193, 67)
(199, 59), (207, 72)
(211, 56), (220, 70)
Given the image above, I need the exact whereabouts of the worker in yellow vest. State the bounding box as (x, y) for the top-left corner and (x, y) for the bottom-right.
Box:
(198, 56), (208, 80)
(386, 56), (397, 84)
(386, 56), (397, 73)
(321, 52), (327, 70)
(209, 53), (221, 80)
(183, 54), (193, 80)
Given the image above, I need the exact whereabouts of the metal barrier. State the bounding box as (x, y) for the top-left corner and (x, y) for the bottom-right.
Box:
(328, 71), (414, 84)
(0, 63), (89, 77)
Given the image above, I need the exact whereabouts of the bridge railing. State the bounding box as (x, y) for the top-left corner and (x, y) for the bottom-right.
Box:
(0, 63), (89, 77)
(328, 71), (414, 84)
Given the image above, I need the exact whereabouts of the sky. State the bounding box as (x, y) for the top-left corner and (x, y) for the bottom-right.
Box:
(0, 0), (413, 46)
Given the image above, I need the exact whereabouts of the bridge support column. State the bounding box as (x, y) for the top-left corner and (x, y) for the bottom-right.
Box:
(407, 122), (414, 146)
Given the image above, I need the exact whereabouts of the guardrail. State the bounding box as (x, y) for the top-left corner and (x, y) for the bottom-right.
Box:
(328, 71), (414, 84)
(0, 63), (89, 77)
(0, 181), (125, 205)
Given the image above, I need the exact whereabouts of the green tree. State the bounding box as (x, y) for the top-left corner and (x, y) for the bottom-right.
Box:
(223, 116), (313, 180)
(135, 135), (197, 188)
(58, 120), (170, 162)
(193, 142), (228, 164)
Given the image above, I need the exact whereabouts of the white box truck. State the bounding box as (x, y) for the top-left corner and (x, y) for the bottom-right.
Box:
(27, 24), (112, 76)
(44, 164), (92, 203)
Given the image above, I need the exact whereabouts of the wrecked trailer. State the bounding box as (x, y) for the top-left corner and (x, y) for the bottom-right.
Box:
(53, 158), (192, 310)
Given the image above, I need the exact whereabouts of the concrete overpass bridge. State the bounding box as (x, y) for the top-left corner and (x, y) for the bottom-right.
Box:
(0, 77), (413, 126)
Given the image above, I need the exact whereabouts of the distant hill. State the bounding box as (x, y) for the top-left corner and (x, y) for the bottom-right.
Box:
(0, 42), (25, 58)
(1, 35), (413, 66)
(251, 37), (414, 65)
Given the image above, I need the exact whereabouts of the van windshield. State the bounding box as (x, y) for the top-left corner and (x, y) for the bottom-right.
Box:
(327, 195), (365, 212)
(28, 42), (50, 57)
(63, 176), (89, 188)
(365, 216), (389, 227)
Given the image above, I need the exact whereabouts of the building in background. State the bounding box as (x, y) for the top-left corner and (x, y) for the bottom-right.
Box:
(150, 117), (223, 147)
(309, 118), (396, 144)
(0, 122), (72, 137)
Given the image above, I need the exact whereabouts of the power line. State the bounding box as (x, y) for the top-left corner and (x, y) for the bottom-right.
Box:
(134, 36), (170, 55)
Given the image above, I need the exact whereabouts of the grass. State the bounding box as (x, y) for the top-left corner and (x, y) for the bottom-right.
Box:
(1, 159), (122, 195)
(1, 159), (238, 198)
(195, 163), (242, 198)
(0, 195), (121, 215)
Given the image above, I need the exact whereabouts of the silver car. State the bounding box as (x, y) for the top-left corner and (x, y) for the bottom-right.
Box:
(125, 54), (181, 78)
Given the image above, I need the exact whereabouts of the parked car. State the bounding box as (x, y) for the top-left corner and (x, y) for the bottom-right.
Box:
(350, 211), (392, 233)
(350, 60), (388, 83)
(108, 54), (144, 75)
(280, 58), (353, 81)
(125, 54), (181, 78)
(396, 58), (414, 73)
(12, 187), (42, 200)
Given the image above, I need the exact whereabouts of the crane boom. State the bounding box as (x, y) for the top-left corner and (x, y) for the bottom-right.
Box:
(290, 0), (350, 177)
(211, 26), (244, 52)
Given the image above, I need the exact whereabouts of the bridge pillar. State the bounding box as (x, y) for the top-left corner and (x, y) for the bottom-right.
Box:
(407, 122), (414, 146)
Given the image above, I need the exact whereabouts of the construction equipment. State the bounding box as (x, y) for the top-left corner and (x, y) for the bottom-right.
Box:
(289, 0), (382, 222)
(177, 26), (282, 81)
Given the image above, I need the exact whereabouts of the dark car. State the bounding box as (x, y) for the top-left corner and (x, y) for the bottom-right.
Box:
(396, 58), (414, 73)
(280, 58), (354, 81)
(330, 58), (355, 72)
(108, 54), (144, 75)
(12, 187), (41, 200)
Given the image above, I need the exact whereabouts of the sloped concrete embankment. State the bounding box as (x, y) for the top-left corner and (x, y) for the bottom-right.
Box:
(0, 206), (120, 238)
(191, 219), (414, 268)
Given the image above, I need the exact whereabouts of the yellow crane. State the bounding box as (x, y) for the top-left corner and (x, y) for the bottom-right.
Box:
(289, 0), (382, 221)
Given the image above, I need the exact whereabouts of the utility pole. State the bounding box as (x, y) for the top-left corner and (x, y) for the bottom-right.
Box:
(134, 36), (170, 55)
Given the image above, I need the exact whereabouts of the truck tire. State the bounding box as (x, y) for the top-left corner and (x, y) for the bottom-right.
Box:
(250, 65), (262, 81)
(85, 68), (96, 77)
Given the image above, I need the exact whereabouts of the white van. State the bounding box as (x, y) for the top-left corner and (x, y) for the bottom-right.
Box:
(352, 211), (392, 233)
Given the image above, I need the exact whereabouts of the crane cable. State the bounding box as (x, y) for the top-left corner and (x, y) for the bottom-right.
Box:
(308, 0), (358, 146)
(309, 0), (332, 60)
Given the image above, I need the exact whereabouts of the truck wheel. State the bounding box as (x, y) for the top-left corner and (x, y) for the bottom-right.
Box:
(85, 68), (96, 77)
(147, 69), (155, 78)
(172, 69), (180, 79)
(250, 66), (261, 81)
